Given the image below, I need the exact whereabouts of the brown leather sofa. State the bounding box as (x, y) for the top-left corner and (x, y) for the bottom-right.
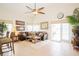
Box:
(12, 31), (48, 41)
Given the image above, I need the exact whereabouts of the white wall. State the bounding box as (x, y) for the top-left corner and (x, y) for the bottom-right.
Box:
(0, 3), (79, 40)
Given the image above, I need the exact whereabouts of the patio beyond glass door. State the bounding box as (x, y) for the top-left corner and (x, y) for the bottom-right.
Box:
(62, 23), (72, 42)
(51, 24), (61, 41)
(51, 23), (72, 42)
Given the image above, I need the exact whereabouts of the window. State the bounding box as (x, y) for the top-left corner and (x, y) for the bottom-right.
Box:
(33, 25), (40, 31)
(3, 24), (12, 37)
(26, 25), (32, 31)
(7, 24), (12, 32)
(26, 24), (40, 32)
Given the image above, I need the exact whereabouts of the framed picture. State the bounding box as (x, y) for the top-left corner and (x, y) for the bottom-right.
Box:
(40, 22), (48, 29)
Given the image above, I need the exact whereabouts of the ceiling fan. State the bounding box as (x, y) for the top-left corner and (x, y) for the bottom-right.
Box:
(25, 3), (45, 15)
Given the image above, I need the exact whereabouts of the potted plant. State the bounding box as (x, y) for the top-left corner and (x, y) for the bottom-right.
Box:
(66, 8), (79, 47)
(0, 22), (7, 37)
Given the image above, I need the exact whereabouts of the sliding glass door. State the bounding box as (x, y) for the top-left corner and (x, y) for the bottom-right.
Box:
(51, 23), (72, 42)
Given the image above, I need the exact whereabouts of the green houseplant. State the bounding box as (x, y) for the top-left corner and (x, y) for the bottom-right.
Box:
(67, 15), (79, 34)
(67, 15), (79, 25)
(67, 15), (79, 29)
(67, 8), (79, 29)
(0, 22), (7, 36)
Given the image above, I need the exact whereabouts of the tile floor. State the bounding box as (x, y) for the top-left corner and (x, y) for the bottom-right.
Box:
(2, 40), (79, 56)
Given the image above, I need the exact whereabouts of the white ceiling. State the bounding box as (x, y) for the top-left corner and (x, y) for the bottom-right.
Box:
(0, 3), (79, 21)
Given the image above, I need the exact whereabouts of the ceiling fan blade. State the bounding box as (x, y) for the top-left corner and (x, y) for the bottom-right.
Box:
(38, 12), (45, 14)
(26, 6), (33, 11)
(38, 7), (44, 11)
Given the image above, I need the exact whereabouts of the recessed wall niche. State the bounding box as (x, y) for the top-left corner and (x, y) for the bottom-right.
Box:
(16, 20), (25, 31)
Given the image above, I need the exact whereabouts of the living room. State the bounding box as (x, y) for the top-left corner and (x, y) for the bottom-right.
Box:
(0, 3), (79, 56)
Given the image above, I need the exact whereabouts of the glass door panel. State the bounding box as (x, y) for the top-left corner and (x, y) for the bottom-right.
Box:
(62, 23), (72, 42)
(51, 24), (61, 41)
(51, 23), (72, 42)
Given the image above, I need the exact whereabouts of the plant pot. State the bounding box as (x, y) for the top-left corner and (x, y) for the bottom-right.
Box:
(72, 25), (79, 34)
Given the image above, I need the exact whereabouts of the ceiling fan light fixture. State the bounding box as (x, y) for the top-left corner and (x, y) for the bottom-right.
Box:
(32, 11), (38, 15)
